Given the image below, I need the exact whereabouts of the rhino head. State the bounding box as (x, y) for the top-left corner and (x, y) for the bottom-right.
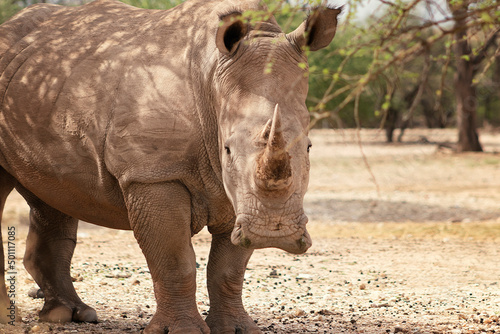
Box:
(214, 6), (341, 254)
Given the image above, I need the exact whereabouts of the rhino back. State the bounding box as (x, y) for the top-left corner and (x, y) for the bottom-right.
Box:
(0, 0), (236, 228)
(0, 3), (63, 59)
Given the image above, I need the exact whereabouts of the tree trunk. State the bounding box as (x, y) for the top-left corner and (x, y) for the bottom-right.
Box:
(452, 5), (483, 152)
(421, 98), (438, 128)
(454, 50), (482, 151)
(494, 55), (500, 101)
(385, 107), (398, 143)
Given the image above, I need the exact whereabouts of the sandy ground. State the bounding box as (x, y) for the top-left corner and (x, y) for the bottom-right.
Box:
(0, 128), (499, 334)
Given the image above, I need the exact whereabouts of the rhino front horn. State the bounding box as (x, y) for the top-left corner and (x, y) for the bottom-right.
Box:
(255, 104), (292, 190)
(268, 104), (285, 150)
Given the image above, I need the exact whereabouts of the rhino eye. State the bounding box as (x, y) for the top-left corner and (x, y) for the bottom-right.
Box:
(225, 145), (231, 155)
(307, 144), (312, 153)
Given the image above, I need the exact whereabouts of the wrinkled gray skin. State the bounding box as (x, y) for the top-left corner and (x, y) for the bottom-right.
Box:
(0, 0), (340, 332)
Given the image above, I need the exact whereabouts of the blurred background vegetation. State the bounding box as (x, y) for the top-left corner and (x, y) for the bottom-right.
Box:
(1, 0), (498, 150)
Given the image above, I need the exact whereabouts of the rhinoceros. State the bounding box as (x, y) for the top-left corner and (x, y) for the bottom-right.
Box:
(0, 0), (340, 332)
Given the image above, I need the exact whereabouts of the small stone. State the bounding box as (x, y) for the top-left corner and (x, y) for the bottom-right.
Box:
(394, 326), (405, 333)
(370, 303), (391, 308)
(71, 274), (83, 282)
(318, 309), (334, 315)
(28, 287), (44, 299)
(269, 269), (279, 278)
(31, 325), (41, 332)
(105, 271), (132, 278)
(293, 309), (306, 317)
(296, 274), (312, 280)
(359, 283), (366, 290)
(132, 280), (140, 285)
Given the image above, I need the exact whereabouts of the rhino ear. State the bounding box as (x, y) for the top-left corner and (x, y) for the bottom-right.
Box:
(287, 6), (342, 52)
(216, 13), (248, 55)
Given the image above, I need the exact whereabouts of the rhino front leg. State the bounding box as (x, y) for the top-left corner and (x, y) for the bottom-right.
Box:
(125, 182), (209, 334)
(206, 233), (262, 334)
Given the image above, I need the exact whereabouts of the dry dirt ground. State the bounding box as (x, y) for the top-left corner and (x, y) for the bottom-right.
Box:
(1, 128), (499, 334)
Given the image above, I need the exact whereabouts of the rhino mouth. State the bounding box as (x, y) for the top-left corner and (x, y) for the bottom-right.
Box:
(230, 213), (312, 254)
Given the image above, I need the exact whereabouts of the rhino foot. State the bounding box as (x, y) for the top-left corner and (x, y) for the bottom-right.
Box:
(39, 302), (97, 323)
(208, 326), (263, 334)
(205, 313), (263, 334)
(73, 305), (98, 322)
(144, 313), (210, 334)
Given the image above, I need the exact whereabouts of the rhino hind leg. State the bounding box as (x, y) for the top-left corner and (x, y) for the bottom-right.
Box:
(0, 167), (17, 323)
(18, 187), (97, 323)
(205, 233), (263, 334)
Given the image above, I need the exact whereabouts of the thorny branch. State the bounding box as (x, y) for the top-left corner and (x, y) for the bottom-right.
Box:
(307, 0), (499, 127)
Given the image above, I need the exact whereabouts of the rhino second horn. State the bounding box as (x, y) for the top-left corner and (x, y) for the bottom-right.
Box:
(267, 104), (285, 150)
(259, 119), (272, 142)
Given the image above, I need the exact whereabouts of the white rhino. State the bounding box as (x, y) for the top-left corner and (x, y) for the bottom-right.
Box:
(0, 0), (340, 332)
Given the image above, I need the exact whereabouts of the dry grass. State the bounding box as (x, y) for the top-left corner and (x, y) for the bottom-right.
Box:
(308, 220), (500, 241)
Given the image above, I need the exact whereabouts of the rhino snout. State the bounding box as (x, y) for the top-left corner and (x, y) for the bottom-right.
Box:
(231, 215), (312, 254)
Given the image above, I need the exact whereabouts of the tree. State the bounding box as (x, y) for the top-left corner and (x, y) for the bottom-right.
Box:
(0, 0), (20, 24)
(449, 0), (499, 152)
(302, 0), (499, 150)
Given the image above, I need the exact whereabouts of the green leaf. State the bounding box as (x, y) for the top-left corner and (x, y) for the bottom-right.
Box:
(264, 62), (273, 74)
(461, 55), (470, 61)
(298, 62), (307, 70)
(481, 12), (493, 23)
